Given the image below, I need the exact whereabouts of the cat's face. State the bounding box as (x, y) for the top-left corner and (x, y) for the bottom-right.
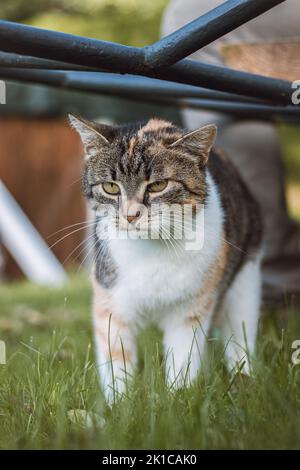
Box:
(69, 115), (216, 240)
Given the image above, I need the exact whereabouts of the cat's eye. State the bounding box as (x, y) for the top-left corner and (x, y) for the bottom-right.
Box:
(102, 182), (121, 195)
(147, 180), (168, 193)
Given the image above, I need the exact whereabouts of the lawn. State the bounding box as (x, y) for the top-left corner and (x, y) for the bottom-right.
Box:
(1, 275), (300, 449)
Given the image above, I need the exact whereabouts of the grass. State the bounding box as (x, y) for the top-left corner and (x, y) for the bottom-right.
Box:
(1, 276), (300, 449)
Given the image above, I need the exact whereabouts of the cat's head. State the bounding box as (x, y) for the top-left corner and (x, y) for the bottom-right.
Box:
(69, 114), (216, 239)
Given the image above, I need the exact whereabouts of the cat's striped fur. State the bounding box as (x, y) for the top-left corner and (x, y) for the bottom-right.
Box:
(69, 114), (263, 404)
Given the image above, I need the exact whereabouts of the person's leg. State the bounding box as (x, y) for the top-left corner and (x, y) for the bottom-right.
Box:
(162, 0), (300, 300)
(220, 121), (296, 259)
(219, 121), (300, 299)
(183, 112), (300, 294)
(183, 111), (300, 254)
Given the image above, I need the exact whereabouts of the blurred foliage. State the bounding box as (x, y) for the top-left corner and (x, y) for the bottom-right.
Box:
(0, 0), (169, 45)
(277, 125), (300, 222)
(279, 124), (300, 184)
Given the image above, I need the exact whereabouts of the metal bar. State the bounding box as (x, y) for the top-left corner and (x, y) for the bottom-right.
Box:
(0, 20), (293, 104)
(178, 99), (300, 121)
(68, 71), (267, 104)
(153, 60), (292, 104)
(0, 68), (267, 104)
(1, 68), (299, 122)
(0, 51), (103, 71)
(131, 95), (300, 122)
(112, 93), (300, 122)
(0, 20), (144, 73)
(145, 0), (286, 68)
(0, 1), (287, 73)
(0, 68), (67, 87)
(0, 180), (67, 286)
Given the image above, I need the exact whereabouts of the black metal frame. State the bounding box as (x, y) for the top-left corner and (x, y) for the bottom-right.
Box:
(0, 0), (298, 120)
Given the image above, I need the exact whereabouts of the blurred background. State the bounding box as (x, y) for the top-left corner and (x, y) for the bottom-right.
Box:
(0, 0), (182, 282)
(0, 0), (299, 283)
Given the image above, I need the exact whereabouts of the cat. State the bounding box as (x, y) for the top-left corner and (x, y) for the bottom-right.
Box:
(69, 114), (263, 405)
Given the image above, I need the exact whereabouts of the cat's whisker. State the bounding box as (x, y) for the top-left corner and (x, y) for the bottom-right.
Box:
(163, 216), (246, 255)
(159, 222), (183, 259)
(221, 237), (248, 255)
(159, 225), (173, 258)
(170, 237), (186, 257)
(62, 232), (96, 266)
(204, 226), (248, 255)
(75, 238), (98, 269)
(76, 237), (100, 273)
(65, 175), (83, 189)
(92, 242), (110, 276)
(166, 214), (197, 229)
(97, 243), (109, 267)
(46, 219), (96, 239)
(160, 215), (192, 240)
(48, 223), (96, 250)
(78, 238), (97, 264)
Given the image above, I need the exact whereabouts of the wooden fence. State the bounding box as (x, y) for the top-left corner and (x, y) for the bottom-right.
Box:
(0, 118), (86, 279)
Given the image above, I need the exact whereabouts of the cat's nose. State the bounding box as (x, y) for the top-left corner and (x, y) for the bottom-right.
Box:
(126, 210), (141, 224)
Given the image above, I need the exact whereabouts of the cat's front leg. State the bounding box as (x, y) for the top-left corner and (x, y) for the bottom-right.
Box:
(92, 281), (136, 405)
(94, 312), (136, 405)
(162, 308), (212, 390)
(220, 257), (262, 375)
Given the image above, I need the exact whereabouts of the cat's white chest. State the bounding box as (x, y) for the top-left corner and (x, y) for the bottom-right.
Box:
(108, 238), (208, 324)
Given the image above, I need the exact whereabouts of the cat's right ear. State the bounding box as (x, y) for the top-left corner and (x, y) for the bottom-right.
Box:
(169, 124), (217, 167)
(68, 113), (114, 159)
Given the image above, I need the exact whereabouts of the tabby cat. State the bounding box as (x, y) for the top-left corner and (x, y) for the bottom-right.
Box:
(69, 114), (262, 404)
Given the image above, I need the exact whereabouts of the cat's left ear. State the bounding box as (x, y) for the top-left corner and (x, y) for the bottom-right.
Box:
(68, 113), (115, 156)
(169, 124), (217, 166)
